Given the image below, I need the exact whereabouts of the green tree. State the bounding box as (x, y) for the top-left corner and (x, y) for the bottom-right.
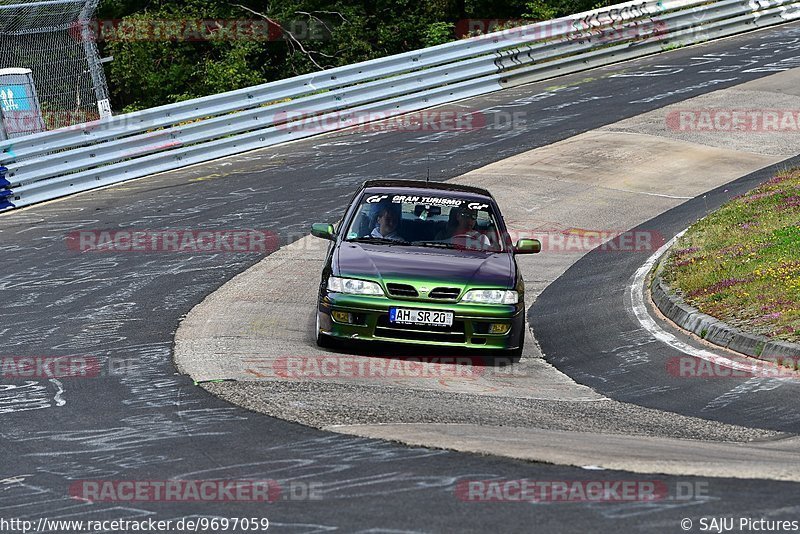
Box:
(96, 0), (595, 110)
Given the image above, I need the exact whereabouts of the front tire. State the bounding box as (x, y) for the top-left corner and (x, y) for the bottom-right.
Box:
(315, 311), (338, 349)
(316, 331), (337, 349)
(506, 326), (525, 362)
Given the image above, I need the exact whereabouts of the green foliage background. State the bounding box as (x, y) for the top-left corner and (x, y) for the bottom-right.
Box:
(98, 0), (612, 111)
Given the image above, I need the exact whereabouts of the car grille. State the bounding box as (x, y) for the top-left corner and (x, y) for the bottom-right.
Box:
(427, 287), (461, 300)
(374, 315), (466, 343)
(386, 283), (419, 298)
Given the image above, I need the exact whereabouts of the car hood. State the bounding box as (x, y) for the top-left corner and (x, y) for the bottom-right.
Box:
(334, 242), (514, 288)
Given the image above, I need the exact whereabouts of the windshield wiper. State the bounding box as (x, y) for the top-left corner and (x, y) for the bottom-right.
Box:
(349, 237), (412, 246)
(415, 240), (500, 252)
(414, 241), (458, 249)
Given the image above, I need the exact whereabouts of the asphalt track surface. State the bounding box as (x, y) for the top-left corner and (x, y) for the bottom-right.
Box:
(2, 23), (800, 533)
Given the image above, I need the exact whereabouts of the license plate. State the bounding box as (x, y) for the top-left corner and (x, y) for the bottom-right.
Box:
(389, 308), (453, 327)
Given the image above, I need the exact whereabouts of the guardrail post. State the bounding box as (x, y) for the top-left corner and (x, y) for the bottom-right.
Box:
(78, 1), (113, 119)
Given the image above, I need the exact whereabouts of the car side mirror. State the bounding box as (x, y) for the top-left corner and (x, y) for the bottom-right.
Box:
(311, 223), (336, 241)
(514, 238), (541, 254)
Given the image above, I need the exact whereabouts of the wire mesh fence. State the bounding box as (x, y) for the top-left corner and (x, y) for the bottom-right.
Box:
(0, 0), (111, 137)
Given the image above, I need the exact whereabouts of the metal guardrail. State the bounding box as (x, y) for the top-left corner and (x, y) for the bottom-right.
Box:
(1, 0), (798, 211)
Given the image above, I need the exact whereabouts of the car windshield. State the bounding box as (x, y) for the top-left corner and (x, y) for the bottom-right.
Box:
(344, 191), (504, 252)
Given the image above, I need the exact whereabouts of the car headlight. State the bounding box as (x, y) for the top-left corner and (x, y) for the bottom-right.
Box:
(327, 276), (385, 296)
(461, 289), (519, 304)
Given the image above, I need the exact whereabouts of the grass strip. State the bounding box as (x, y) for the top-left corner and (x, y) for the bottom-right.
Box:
(662, 167), (800, 342)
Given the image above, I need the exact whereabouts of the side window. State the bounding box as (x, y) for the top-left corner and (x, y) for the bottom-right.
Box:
(338, 191), (364, 234)
(356, 205), (375, 238)
(477, 210), (493, 235)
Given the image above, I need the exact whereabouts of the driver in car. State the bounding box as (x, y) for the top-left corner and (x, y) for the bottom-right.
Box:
(449, 205), (491, 249)
(370, 200), (404, 240)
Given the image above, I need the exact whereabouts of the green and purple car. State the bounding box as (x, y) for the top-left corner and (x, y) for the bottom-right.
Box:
(311, 180), (541, 358)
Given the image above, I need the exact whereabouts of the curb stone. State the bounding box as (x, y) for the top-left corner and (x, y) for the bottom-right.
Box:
(650, 254), (800, 363)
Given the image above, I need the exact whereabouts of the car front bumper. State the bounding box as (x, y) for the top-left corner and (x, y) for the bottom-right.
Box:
(317, 292), (524, 350)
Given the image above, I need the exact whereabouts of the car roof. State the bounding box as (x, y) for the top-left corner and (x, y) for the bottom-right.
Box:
(362, 179), (494, 199)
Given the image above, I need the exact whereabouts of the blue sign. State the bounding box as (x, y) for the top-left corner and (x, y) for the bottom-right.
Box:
(0, 85), (31, 112)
